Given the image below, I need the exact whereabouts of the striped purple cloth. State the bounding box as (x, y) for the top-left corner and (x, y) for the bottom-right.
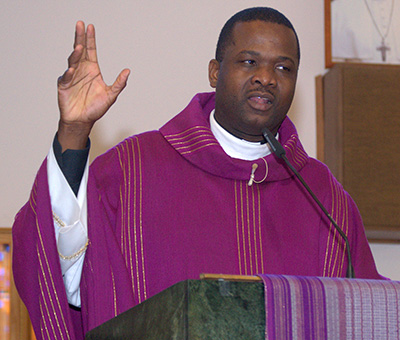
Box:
(258, 275), (400, 340)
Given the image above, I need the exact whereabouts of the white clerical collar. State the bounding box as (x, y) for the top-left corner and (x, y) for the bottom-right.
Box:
(209, 110), (275, 161)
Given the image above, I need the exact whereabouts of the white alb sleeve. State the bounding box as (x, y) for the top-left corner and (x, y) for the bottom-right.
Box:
(47, 146), (89, 308)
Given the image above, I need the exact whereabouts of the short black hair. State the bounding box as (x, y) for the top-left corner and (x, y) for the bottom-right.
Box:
(215, 7), (300, 63)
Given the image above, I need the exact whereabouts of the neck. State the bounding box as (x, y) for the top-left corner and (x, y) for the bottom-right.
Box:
(213, 117), (268, 143)
(210, 110), (272, 160)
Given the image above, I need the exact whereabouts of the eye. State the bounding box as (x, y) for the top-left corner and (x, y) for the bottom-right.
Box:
(242, 59), (256, 65)
(276, 65), (291, 72)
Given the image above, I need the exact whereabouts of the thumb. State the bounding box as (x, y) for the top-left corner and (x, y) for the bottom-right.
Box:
(58, 68), (75, 87)
(110, 68), (131, 97)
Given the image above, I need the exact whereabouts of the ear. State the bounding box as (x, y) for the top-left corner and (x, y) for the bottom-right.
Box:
(208, 59), (220, 88)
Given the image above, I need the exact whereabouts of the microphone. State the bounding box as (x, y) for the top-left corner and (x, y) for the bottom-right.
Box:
(262, 128), (354, 279)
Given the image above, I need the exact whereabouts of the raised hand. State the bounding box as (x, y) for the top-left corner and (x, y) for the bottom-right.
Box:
(57, 21), (130, 151)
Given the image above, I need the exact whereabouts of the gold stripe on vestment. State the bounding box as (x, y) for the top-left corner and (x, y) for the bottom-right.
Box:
(239, 181), (248, 275)
(38, 272), (54, 340)
(323, 175), (337, 277)
(117, 138), (148, 304)
(135, 138), (147, 301)
(180, 143), (220, 155)
(174, 138), (217, 149)
(285, 135), (308, 169)
(163, 126), (210, 138)
(328, 178), (340, 276)
(234, 181), (243, 276)
(332, 176), (347, 276)
(256, 184), (265, 274)
(37, 251), (57, 339)
(234, 181), (265, 276)
(167, 131), (214, 143)
(128, 139), (141, 304)
(111, 269), (117, 317)
(116, 144), (128, 267)
(165, 126), (219, 155)
(337, 182), (348, 276)
(251, 185), (259, 274)
(30, 179), (70, 340)
(39, 296), (50, 340)
(246, 183), (254, 274)
(323, 174), (348, 277)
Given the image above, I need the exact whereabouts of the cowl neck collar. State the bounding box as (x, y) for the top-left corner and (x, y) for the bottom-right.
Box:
(159, 92), (309, 183)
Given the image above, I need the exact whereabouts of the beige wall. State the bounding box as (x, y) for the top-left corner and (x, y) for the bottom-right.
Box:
(1, 1), (398, 278)
(0, 0), (324, 225)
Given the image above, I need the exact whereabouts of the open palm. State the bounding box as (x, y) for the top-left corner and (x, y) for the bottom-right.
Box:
(57, 21), (130, 149)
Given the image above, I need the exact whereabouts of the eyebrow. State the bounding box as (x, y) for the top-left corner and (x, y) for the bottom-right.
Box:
(236, 50), (296, 65)
(236, 50), (260, 57)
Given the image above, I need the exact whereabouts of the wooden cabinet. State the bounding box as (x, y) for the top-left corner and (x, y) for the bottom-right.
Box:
(320, 63), (400, 241)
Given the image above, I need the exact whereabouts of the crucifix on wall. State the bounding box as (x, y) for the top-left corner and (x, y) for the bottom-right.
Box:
(326, 0), (400, 66)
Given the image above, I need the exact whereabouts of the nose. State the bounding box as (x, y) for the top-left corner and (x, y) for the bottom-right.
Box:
(251, 66), (277, 87)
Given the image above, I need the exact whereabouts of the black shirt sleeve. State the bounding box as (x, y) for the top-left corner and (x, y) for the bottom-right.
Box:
(52, 134), (90, 196)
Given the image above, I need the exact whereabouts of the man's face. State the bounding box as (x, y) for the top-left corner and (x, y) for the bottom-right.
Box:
(209, 20), (299, 142)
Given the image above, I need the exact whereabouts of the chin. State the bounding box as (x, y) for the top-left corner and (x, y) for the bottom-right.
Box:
(244, 117), (271, 133)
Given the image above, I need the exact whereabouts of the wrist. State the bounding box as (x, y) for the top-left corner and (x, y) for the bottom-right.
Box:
(57, 121), (93, 152)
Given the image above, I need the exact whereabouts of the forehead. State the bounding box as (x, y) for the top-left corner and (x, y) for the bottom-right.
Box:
(228, 20), (299, 62)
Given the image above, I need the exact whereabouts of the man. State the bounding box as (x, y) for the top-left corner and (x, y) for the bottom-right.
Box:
(13, 7), (381, 340)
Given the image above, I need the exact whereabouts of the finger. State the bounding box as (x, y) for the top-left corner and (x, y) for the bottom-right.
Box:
(67, 44), (84, 69)
(109, 68), (131, 98)
(73, 21), (85, 50)
(85, 24), (98, 63)
(58, 67), (75, 86)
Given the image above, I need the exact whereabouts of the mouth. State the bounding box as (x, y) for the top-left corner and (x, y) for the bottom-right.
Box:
(247, 92), (274, 111)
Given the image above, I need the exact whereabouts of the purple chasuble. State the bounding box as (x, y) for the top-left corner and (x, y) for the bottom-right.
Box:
(12, 92), (381, 340)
